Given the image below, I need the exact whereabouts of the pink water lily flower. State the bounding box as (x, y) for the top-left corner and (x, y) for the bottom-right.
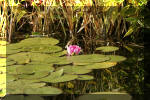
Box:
(67, 45), (81, 56)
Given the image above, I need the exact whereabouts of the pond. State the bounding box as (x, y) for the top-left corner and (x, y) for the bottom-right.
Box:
(0, 37), (144, 100)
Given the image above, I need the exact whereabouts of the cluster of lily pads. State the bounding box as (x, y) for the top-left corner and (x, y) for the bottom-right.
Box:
(5, 37), (126, 95)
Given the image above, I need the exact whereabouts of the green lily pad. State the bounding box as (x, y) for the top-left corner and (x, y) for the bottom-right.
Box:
(77, 75), (94, 80)
(22, 45), (62, 53)
(96, 46), (119, 52)
(57, 65), (92, 75)
(6, 74), (18, 82)
(7, 43), (22, 50)
(7, 60), (16, 66)
(24, 86), (62, 95)
(16, 64), (54, 74)
(49, 74), (78, 83)
(7, 65), (24, 74)
(18, 71), (50, 80)
(107, 55), (127, 62)
(70, 54), (110, 63)
(85, 62), (117, 69)
(7, 80), (46, 94)
(20, 37), (59, 46)
(7, 49), (22, 55)
(39, 69), (78, 83)
(29, 53), (61, 63)
(39, 69), (64, 82)
(7, 52), (30, 64)
(49, 50), (67, 57)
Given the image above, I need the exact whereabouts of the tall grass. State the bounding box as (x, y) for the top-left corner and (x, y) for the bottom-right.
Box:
(1, 0), (147, 47)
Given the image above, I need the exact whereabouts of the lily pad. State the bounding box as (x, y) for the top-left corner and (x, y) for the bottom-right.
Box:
(7, 49), (22, 55)
(70, 54), (110, 63)
(16, 64), (54, 74)
(49, 74), (78, 83)
(39, 69), (64, 82)
(107, 55), (127, 62)
(7, 60), (16, 66)
(24, 86), (62, 95)
(7, 52), (30, 64)
(49, 50), (67, 57)
(77, 75), (94, 80)
(6, 74), (18, 82)
(20, 37), (59, 46)
(85, 62), (117, 69)
(18, 71), (50, 80)
(96, 46), (119, 52)
(7, 80), (46, 94)
(57, 65), (92, 75)
(22, 45), (62, 53)
(29, 53), (61, 63)
(7, 43), (22, 50)
(7, 65), (22, 74)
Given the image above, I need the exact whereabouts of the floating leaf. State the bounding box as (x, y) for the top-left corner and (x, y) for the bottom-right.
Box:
(7, 53), (30, 64)
(22, 45), (62, 53)
(107, 55), (126, 62)
(70, 54), (110, 63)
(16, 64), (54, 74)
(6, 74), (18, 82)
(57, 65), (92, 75)
(39, 69), (64, 82)
(7, 60), (16, 66)
(85, 62), (117, 69)
(20, 37), (59, 46)
(49, 74), (78, 83)
(18, 71), (50, 80)
(7, 65), (24, 75)
(96, 46), (119, 52)
(77, 75), (94, 80)
(7, 80), (46, 94)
